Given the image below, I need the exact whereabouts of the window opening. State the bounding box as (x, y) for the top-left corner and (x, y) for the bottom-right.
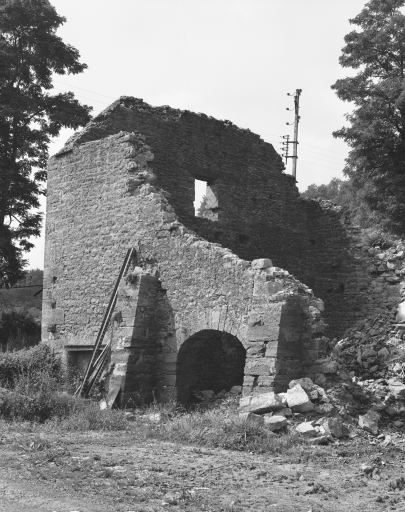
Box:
(194, 179), (219, 221)
(194, 179), (207, 216)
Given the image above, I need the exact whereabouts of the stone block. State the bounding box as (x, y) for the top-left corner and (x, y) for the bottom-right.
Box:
(263, 414), (287, 431)
(358, 410), (380, 435)
(239, 412), (264, 426)
(244, 357), (276, 376)
(239, 392), (283, 414)
(246, 342), (266, 357)
(286, 384), (314, 413)
(388, 381), (405, 399)
(288, 377), (315, 393)
(320, 417), (346, 439)
(251, 258), (272, 270)
(246, 324), (277, 342)
(277, 407), (292, 417)
(276, 392), (288, 406)
(296, 421), (318, 437)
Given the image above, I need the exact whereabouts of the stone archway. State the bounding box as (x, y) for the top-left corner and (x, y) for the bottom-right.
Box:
(176, 329), (246, 405)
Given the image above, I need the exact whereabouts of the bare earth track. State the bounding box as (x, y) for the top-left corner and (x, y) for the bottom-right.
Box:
(1, 431), (405, 511)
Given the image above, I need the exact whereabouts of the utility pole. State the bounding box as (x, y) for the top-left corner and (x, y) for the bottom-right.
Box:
(291, 88), (302, 179)
(282, 88), (302, 179)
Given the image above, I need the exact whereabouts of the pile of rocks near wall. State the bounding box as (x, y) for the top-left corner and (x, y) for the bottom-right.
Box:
(329, 233), (405, 382)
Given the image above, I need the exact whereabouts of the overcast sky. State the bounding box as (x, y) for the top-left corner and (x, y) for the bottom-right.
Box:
(28, 0), (367, 268)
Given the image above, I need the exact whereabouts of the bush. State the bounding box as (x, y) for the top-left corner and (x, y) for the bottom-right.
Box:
(363, 228), (396, 250)
(0, 373), (76, 422)
(0, 344), (61, 388)
(0, 310), (40, 351)
(0, 344), (131, 426)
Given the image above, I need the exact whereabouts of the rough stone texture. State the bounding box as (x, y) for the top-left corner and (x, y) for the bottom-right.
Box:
(358, 410), (380, 435)
(388, 381), (405, 400)
(320, 417), (345, 439)
(286, 384), (314, 412)
(263, 415), (287, 431)
(106, 271), (160, 406)
(41, 97), (405, 402)
(295, 422), (318, 437)
(238, 392), (283, 414)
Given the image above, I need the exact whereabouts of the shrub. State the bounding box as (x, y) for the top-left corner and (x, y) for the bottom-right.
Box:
(363, 228), (396, 250)
(0, 372), (76, 422)
(0, 310), (40, 351)
(0, 344), (61, 388)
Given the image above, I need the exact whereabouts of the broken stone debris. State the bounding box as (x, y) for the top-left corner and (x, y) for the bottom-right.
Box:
(286, 384), (314, 413)
(238, 391), (283, 414)
(358, 410), (380, 435)
(319, 417), (346, 439)
(238, 377), (348, 440)
(295, 421), (318, 437)
(263, 415), (287, 431)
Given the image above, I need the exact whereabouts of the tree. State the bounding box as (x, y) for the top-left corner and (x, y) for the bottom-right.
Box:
(301, 178), (378, 227)
(197, 195), (209, 218)
(0, 0), (91, 283)
(332, 0), (405, 233)
(302, 178), (346, 203)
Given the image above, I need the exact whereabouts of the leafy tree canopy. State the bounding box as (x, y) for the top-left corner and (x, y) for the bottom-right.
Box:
(332, 0), (405, 233)
(0, 0), (91, 283)
(301, 177), (378, 227)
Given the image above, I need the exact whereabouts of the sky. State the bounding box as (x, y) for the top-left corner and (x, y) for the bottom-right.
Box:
(28, 0), (368, 268)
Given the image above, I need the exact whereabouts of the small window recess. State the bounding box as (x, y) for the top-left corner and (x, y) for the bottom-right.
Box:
(194, 179), (219, 221)
(194, 179), (207, 215)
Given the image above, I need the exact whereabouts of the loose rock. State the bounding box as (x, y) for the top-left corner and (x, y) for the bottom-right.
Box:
(296, 421), (318, 437)
(263, 415), (287, 431)
(286, 384), (314, 413)
(358, 410), (380, 435)
(239, 392), (283, 414)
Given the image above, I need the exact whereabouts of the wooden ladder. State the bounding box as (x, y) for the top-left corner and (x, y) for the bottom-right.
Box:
(75, 248), (135, 398)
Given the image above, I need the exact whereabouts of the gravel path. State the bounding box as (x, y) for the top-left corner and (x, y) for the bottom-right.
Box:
(0, 431), (404, 511)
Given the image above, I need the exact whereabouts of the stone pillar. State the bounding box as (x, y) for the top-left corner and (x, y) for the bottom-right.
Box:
(107, 270), (159, 406)
(243, 259), (323, 395)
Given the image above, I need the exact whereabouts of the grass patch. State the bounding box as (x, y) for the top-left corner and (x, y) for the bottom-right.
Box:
(54, 402), (128, 431)
(141, 405), (306, 455)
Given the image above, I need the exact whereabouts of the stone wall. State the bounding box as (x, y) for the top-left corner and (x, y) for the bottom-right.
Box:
(43, 97), (404, 401)
(51, 98), (401, 339)
(43, 129), (324, 400)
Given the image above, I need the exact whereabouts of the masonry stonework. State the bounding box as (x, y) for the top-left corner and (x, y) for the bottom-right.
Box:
(42, 98), (402, 403)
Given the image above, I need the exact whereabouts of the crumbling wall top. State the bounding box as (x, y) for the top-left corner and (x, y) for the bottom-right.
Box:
(57, 96), (273, 156)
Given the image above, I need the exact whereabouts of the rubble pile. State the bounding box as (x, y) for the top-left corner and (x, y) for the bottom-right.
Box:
(238, 374), (405, 442)
(330, 236), (405, 381)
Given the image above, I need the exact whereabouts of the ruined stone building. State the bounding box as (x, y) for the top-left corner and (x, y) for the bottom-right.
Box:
(42, 98), (402, 404)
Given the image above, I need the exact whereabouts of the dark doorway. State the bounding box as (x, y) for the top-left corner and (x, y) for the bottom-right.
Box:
(176, 329), (246, 404)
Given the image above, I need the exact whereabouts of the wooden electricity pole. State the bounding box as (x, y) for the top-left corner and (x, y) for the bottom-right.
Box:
(291, 88), (302, 179)
(283, 88), (302, 179)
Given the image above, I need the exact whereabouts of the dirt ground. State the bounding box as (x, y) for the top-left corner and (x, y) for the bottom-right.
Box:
(1, 430), (405, 512)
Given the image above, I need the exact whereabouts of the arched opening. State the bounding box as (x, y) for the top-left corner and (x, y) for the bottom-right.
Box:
(176, 329), (246, 405)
